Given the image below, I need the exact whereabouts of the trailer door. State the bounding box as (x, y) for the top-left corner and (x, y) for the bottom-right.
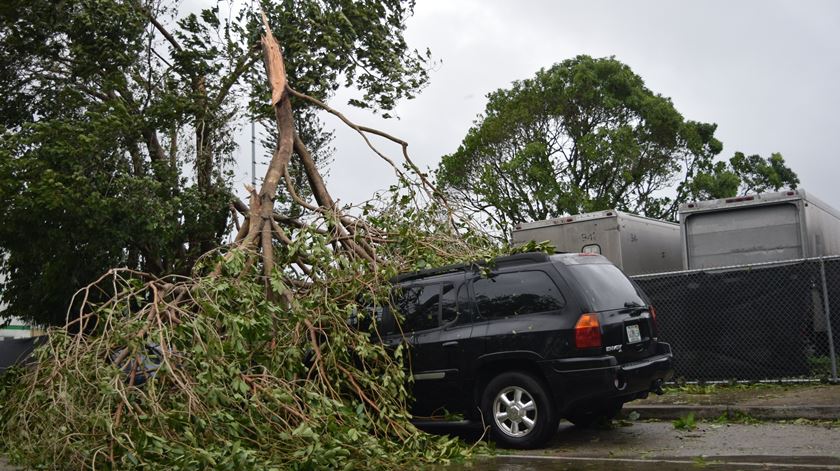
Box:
(685, 203), (802, 269)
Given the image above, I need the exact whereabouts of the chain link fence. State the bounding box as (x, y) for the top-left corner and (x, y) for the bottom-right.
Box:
(632, 257), (839, 383)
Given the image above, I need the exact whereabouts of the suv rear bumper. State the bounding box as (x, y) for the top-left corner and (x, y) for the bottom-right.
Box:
(539, 342), (674, 412)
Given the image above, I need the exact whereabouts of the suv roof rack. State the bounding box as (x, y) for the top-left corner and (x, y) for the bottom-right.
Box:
(392, 251), (552, 283)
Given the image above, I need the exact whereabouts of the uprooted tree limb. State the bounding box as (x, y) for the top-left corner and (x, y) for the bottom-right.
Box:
(221, 14), (384, 296)
(0, 14), (499, 470)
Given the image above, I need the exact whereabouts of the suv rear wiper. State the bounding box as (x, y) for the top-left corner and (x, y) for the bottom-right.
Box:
(621, 301), (647, 315)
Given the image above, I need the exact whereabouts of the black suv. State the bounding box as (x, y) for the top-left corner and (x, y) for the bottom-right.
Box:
(378, 252), (673, 449)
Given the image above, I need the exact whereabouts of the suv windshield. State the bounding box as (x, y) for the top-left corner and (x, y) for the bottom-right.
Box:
(567, 263), (645, 312)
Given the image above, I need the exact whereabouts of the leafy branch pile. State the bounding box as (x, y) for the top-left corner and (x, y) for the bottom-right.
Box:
(0, 16), (497, 470)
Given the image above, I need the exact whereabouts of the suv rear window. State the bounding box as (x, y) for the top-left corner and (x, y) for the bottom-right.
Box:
(473, 271), (564, 319)
(568, 263), (645, 311)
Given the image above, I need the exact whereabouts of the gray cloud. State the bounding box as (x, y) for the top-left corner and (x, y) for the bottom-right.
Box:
(235, 0), (840, 213)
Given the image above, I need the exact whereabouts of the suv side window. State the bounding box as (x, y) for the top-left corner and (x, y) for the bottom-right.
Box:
(472, 270), (565, 320)
(394, 284), (441, 332)
(457, 283), (470, 321)
(440, 284), (458, 324)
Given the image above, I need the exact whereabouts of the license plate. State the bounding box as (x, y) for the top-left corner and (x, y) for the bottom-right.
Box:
(626, 324), (642, 344)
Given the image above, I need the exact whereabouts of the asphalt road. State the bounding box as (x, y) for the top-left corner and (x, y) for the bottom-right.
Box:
(3, 421), (839, 469)
(540, 420), (840, 459)
(440, 420), (840, 470)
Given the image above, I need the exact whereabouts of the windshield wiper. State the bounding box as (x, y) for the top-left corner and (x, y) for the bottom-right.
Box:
(621, 301), (646, 315)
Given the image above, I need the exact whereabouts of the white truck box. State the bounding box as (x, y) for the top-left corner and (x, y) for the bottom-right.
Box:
(512, 210), (682, 275)
(679, 189), (840, 270)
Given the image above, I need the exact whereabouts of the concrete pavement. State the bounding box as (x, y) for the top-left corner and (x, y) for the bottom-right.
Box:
(625, 383), (840, 421)
(439, 385), (840, 470)
(440, 421), (840, 470)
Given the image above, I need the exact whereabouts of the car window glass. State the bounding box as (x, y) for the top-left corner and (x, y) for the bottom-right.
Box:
(472, 271), (565, 319)
(348, 304), (383, 332)
(441, 284), (458, 323)
(457, 283), (471, 322)
(568, 263), (644, 311)
(381, 305), (399, 336)
(394, 284), (440, 332)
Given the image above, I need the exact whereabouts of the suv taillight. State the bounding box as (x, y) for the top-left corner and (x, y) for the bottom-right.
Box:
(575, 313), (601, 349)
(650, 305), (658, 336)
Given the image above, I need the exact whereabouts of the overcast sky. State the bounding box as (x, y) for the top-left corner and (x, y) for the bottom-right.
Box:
(235, 0), (840, 213)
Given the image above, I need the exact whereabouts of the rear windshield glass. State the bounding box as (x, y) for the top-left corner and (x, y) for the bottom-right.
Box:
(567, 263), (645, 312)
(472, 271), (565, 320)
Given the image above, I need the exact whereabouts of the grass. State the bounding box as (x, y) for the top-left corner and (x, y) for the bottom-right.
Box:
(672, 413), (697, 430)
(713, 410), (761, 425)
(673, 410), (761, 430)
(781, 417), (840, 428)
(663, 380), (817, 396)
(807, 355), (839, 377)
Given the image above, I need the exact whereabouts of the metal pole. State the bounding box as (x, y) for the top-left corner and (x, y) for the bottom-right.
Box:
(251, 120), (256, 187)
(819, 257), (838, 383)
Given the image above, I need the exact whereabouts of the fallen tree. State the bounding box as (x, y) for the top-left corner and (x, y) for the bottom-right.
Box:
(0, 15), (499, 469)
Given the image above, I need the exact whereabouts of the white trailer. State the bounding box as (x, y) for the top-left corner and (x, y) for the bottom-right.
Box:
(511, 210), (682, 275)
(679, 189), (840, 270)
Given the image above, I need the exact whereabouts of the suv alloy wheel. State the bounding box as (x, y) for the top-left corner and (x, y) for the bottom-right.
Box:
(480, 371), (558, 449)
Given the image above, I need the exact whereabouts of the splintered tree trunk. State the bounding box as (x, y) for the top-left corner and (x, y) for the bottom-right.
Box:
(223, 12), (380, 302)
(254, 14), (294, 301)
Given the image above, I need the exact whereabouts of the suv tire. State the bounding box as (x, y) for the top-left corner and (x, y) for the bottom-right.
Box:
(480, 372), (558, 449)
(565, 401), (623, 428)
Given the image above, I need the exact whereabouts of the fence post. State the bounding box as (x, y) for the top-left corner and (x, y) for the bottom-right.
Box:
(819, 257), (839, 383)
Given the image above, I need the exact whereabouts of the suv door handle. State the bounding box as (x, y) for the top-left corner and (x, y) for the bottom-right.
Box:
(442, 341), (459, 348)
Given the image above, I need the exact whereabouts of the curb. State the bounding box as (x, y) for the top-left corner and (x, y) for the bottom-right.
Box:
(622, 404), (840, 421)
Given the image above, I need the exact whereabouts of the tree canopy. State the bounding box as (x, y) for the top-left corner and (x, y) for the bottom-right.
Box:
(0, 19), (492, 468)
(0, 0), (431, 325)
(436, 55), (798, 236)
(686, 151), (799, 200)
